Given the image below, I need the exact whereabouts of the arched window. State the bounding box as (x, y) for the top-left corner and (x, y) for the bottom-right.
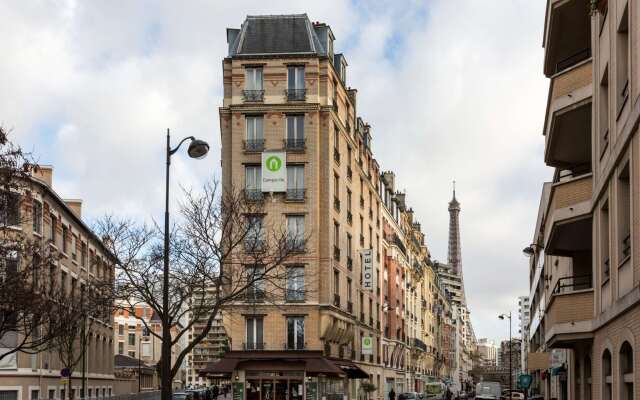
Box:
(620, 342), (634, 400)
(603, 349), (612, 400)
(585, 356), (592, 400)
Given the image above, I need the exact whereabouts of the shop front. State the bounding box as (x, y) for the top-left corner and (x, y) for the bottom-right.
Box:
(202, 351), (368, 400)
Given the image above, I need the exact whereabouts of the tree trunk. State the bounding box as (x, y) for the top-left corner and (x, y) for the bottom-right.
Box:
(161, 320), (173, 400)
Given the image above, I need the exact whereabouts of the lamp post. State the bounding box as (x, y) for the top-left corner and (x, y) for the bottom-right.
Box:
(161, 129), (209, 400)
(499, 313), (512, 398)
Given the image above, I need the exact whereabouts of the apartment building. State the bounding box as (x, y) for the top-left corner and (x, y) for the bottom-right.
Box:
(526, 0), (639, 399)
(0, 166), (115, 400)
(518, 296), (530, 373)
(476, 339), (498, 367)
(208, 13), (473, 400)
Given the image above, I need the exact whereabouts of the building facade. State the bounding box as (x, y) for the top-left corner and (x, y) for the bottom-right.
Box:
(476, 339), (498, 367)
(527, 1), (640, 400)
(209, 13), (476, 400)
(518, 296), (530, 373)
(0, 166), (116, 400)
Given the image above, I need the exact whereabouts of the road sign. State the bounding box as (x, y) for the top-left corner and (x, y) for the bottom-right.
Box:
(518, 374), (532, 390)
(60, 368), (71, 378)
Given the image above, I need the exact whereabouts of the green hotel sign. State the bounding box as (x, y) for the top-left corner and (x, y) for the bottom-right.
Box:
(262, 151), (286, 192)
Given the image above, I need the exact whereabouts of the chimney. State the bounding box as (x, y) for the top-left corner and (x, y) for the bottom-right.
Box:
(64, 199), (82, 218)
(32, 165), (53, 187)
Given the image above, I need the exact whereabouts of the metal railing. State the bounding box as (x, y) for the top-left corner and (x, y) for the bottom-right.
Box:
(286, 189), (305, 201)
(245, 289), (266, 302)
(244, 189), (263, 201)
(243, 90), (264, 102)
(285, 289), (305, 302)
(284, 342), (307, 351)
(284, 138), (305, 150)
(552, 274), (592, 295)
(286, 89), (306, 101)
(244, 139), (265, 152)
(555, 48), (591, 74)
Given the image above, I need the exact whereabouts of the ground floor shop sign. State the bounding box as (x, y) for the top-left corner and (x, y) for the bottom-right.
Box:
(305, 381), (317, 400)
(234, 382), (245, 400)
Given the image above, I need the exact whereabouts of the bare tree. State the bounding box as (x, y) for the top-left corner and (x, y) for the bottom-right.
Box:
(95, 181), (310, 400)
(0, 126), (62, 361)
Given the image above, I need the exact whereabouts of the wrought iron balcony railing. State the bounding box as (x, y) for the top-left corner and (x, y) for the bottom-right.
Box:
(284, 342), (307, 351)
(552, 274), (592, 295)
(286, 189), (305, 201)
(245, 289), (265, 302)
(286, 89), (306, 101)
(244, 189), (263, 201)
(284, 138), (305, 151)
(244, 139), (265, 152)
(243, 238), (265, 253)
(243, 89), (264, 102)
(286, 289), (305, 302)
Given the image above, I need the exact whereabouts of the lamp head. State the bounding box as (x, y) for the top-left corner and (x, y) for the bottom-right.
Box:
(187, 139), (210, 159)
(498, 314), (505, 320)
(522, 246), (535, 257)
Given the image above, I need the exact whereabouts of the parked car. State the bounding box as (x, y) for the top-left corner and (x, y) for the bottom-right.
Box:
(399, 392), (420, 400)
(475, 382), (501, 400)
(424, 383), (446, 400)
(173, 393), (195, 400)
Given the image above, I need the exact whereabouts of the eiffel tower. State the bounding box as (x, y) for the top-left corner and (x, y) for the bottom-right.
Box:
(447, 181), (462, 277)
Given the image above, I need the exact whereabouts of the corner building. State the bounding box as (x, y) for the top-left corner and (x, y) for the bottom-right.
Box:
(527, 1), (640, 400)
(213, 14), (463, 400)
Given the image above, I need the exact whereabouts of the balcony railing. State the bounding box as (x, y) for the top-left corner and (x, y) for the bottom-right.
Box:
(333, 246), (340, 261)
(244, 139), (265, 152)
(333, 293), (341, 308)
(243, 238), (265, 253)
(286, 189), (305, 201)
(286, 89), (306, 101)
(245, 289), (265, 302)
(413, 338), (427, 352)
(284, 342), (307, 351)
(243, 90), (264, 102)
(347, 257), (353, 271)
(286, 239), (305, 253)
(555, 48), (591, 74)
(552, 274), (592, 295)
(244, 189), (263, 202)
(286, 289), (305, 302)
(284, 138), (305, 151)
(243, 342), (265, 350)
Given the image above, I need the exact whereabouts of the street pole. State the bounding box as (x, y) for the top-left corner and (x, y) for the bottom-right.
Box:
(139, 336), (142, 392)
(162, 129), (172, 400)
(509, 312), (512, 398)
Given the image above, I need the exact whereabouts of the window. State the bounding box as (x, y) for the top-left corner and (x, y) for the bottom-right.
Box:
(245, 166), (262, 200)
(245, 215), (264, 251)
(128, 350), (136, 358)
(601, 201), (610, 280)
(246, 264), (265, 301)
(118, 341), (124, 354)
(334, 269), (340, 294)
(62, 225), (68, 254)
(245, 317), (264, 350)
(71, 234), (77, 261)
(246, 116), (264, 150)
(245, 67), (263, 91)
(81, 242), (87, 268)
(347, 234), (352, 257)
(50, 214), (57, 244)
(286, 317), (305, 350)
(0, 191), (20, 227)
(286, 266), (305, 301)
(286, 115), (305, 147)
(128, 333), (135, 346)
(616, 4), (629, 114)
(620, 342), (633, 400)
(599, 65), (609, 156)
(347, 278), (352, 302)
(347, 190), (352, 212)
(48, 390), (55, 400)
(0, 253), (18, 284)
(287, 165), (304, 200)
(603, 349), (612, 400)
(286, 215), (305, 251)
(618, 163), (631, 261)
(118, 324), (124, 335)
(32, 200), (42, 234)
(334, 128), (340, 151)
(287, 66), (305, 90)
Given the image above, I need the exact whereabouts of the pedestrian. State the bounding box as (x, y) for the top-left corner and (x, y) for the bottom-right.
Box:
(389, 388), (396, 400)
(213, 385), (219, 400)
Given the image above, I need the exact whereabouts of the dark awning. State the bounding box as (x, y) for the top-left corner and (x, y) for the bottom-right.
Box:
(201, 358), (239, 376)
(329, 359), (369, 379)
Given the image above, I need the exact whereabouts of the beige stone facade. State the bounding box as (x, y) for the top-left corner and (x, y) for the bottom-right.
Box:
(527, 1), (640, 399)
(0, 166), (115, 400)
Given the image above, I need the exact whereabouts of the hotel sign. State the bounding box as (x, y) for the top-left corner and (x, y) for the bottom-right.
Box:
(362, 336), (373, 355)
(262, 151), (286, 192)
(361, 249), (374, 291)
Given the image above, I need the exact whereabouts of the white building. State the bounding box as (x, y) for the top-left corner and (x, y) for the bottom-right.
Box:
(518, 296), (530, 372)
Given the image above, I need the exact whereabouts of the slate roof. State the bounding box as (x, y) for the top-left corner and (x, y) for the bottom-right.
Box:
(228, 14), (326, 57)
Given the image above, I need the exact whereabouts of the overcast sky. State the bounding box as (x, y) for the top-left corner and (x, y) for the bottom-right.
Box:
(1, 0), (552, 343)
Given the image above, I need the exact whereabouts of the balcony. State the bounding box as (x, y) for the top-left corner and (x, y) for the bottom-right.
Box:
(543, 0), (591, 77)
(286, 89), (306, 102)
(286, 239), (305, 253)
(545, 275), (594, 348)
(333, 246), (340, 261)
(286, 189), (305, 202)
(243, 89), (264, 102)
(243, 342), (265, 351)
(413, 338), (427, 352)
(245, 289), (265, 302)
(545, 174), (593, 256)
(244, 189), (264, 202)
(286, 289), (305, 303)
(284, 138), (305, 151)
(244, 139), (265, 152)
(333, 293), (341, 308)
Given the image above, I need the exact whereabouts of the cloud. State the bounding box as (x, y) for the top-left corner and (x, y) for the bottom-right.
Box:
(0, 0), (551, 342)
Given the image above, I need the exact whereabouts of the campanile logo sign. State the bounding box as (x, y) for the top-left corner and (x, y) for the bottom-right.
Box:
(262, 151), (286, 192)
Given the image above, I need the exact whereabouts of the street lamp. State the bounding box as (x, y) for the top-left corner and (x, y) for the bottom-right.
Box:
(162, 129), (209, 397)
(522, 243), (543, 257)
(498, 313), (512, 398)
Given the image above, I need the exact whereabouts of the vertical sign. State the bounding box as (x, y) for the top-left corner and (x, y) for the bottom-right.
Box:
(362, 336), (373, 355)
(305, 381), (317, 400)
(361, 249), (373, 291)
(233, 382), (244, 400)
(262, 151), (286, 192)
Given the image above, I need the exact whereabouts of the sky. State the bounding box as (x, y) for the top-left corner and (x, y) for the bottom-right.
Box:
(0, 0), (552, 343)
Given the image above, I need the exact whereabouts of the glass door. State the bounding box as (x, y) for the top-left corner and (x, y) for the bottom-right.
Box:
(289, 380), (303, 400)
(275, 380), (288, 400)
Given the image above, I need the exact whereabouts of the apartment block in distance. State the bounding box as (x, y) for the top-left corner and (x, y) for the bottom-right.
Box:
(526, 0), (639, 399)
(205, 13), (473, 400)
(0, 166), (115, 400)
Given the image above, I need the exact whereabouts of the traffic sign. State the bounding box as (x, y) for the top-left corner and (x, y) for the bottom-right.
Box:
(518, 374), (532, 389)
(60, 368), (71, 378)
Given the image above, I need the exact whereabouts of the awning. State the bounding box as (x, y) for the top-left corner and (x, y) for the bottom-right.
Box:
(200, 358), (239, 376)
(329, 359), (369, 379)
(200, 351), (345, 377)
